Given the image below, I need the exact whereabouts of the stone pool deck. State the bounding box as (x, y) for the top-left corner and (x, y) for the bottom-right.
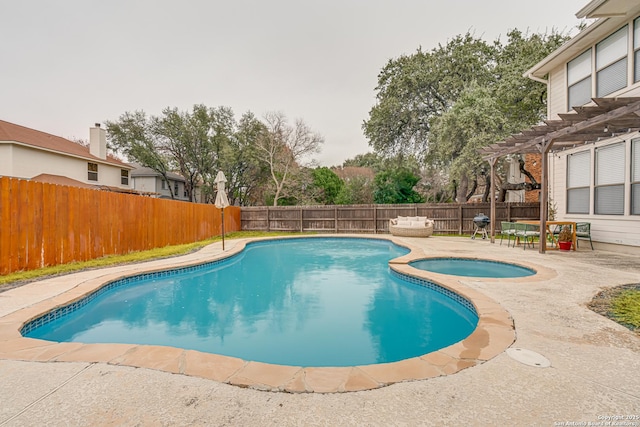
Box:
(1, 236), (639, 426)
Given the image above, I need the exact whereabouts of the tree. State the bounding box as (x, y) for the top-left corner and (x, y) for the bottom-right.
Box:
(373, 168), (425, 204)
(224, 112), (270, 206)
(341, 152), (385, 172)
(335, 175), (375, 205)
(429, 83), (507, 202)
(311, 167), (344, 205)
(333, 165), (375, 205)
(493, 30), (569, 132)
(106, 111), (177, 198)
(363, 29), (569, 201)
(153, 105), (214, 202)
(363, 33), (496, 159)
(255, 112), (323, 206)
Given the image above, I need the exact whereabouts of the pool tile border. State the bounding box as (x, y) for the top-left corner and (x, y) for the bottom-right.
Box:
(0, 235), (542, 393)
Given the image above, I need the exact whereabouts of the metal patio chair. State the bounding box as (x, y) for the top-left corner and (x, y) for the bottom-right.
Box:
(500, 221), (515, 247)
(576, 222), (593, 250)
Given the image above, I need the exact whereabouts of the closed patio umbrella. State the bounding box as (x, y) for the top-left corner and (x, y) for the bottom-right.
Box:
(214, 171), (230, 250)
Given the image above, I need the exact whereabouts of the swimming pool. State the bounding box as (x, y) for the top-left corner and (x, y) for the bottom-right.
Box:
(23, 238), (478, 367)
(410, 258), (536, 278)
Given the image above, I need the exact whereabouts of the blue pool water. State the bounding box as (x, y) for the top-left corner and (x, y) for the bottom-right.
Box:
(24, 238), (478, 367)
(410, 258), (535, 278)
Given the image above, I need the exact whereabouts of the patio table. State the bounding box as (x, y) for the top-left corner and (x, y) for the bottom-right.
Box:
(518, 220), (577, 251)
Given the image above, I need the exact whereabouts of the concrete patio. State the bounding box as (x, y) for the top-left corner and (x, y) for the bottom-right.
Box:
(1, 235), (639, 426)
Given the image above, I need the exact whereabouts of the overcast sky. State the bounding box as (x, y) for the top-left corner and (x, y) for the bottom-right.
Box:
(1, 0), (588, 166)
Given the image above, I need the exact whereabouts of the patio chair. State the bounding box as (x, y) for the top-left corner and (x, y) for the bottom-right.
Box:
(500, 221), (515, 247)
(576, 222), (593, 250)
(513, 222), (539, 250)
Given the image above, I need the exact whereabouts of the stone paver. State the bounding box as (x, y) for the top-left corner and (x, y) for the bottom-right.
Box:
(0, 236), (639, 425)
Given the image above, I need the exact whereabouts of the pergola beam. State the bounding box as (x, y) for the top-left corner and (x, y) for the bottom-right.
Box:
(482, 98), (640, 159)
(479, 97), (640, 254)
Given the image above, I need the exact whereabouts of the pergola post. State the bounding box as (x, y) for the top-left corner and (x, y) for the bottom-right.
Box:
(538, 139), (553, 254)
(489, 157), (497, 243)
(477, 98), (640, 254)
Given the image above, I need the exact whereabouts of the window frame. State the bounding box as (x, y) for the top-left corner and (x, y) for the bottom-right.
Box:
(120, 169), (129, 185)
(596, 25), (628, 97)
(567, 49), (593, 109)
(594, 142), (625, 215)
(632, 138), (640, 215)
(634, 17), (640, 83)
(566, 150), (591, 214)
(87, 162), (98, 182)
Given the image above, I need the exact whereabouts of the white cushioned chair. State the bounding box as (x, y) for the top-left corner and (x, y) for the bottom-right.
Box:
(389, 216), (434, 237)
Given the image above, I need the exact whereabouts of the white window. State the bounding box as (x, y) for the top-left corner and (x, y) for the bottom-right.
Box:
(566, 151), (591, 214)
(568, 50), (592, 109)
(632, 138), (640, 215)
(121, 169), (129, 185)
(595, 143), (625, 215)
(596, 26), (628, 97)
(88, 162), (98, 181)
(634, 18), (640, 83)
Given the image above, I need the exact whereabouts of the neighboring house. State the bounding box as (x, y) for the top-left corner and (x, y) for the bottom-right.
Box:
(0, 120), (133, 190)
(522, 0), (640, 251)
(505, 154), (542, 203)
(130, 166), (193, 201)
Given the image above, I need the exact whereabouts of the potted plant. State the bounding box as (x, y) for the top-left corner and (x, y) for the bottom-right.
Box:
(557, 226), (573, 251)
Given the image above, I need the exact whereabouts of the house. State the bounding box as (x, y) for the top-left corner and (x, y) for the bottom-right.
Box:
(480, 0), (640, 253)
(130, 166), (191, 201)
(525, 0), (640, 252)
(505, 154), (542, 203)
(0, 120), (134, 190)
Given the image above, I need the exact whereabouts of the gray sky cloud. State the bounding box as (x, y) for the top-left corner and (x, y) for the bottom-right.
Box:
(1, 0), (586, 166)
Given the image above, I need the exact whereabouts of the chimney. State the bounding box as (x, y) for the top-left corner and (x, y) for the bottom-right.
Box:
(89, 123), (107, 159)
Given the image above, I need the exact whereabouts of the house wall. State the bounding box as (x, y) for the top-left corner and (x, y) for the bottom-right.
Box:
(524, 153), (541, 203)
(131, 174), (193, 201)
(550, 133), (640, 248)
(542, 12), (640, 251)
(2, 144), (130, 189)
(547, 14), (640, 118)
(506, 159), (525, 202)
(157, 178), (189, 200)
(0, 145), (12, 176)
(547, 67), (567, 119)
(131, 176), (158, 193)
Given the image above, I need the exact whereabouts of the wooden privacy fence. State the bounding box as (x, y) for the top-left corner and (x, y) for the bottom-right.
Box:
(241, 203), (540, 234)
(0, 177), (240, 275)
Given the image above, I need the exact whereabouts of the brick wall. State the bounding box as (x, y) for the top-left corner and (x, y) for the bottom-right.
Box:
(524, 153), (542, 203)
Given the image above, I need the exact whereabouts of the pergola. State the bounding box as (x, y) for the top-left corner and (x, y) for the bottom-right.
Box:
(479, 97), (640, 253)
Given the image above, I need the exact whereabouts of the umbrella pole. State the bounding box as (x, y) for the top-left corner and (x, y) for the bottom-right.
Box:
(221, 207), (225, 251)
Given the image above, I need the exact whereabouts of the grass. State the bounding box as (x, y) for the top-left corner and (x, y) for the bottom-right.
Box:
(611, 289), (640, 329)
(0, 231), (309, 288)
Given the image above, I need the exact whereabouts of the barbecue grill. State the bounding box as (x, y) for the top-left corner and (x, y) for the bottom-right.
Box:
(471, 213), (490, 240)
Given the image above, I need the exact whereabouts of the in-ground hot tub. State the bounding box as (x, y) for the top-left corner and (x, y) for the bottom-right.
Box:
(409, 258), (535, 278)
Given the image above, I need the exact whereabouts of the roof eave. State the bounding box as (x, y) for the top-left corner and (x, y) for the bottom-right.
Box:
(576, 0), (609, 19)
(0, 140), (134, 170)
(523, 18), (607, 80)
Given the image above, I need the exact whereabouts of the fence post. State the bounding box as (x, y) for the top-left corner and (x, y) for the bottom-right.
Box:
(266, 207), (270, 231)
(300, 207), (303, 232)
(334, 206), (338, 233)
(373, 205), (377, 234)
(507, 203), (511, 222)
(458, 204), (463, 235)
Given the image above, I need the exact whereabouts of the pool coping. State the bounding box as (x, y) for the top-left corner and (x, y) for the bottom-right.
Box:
(0, 235), (556, 393)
